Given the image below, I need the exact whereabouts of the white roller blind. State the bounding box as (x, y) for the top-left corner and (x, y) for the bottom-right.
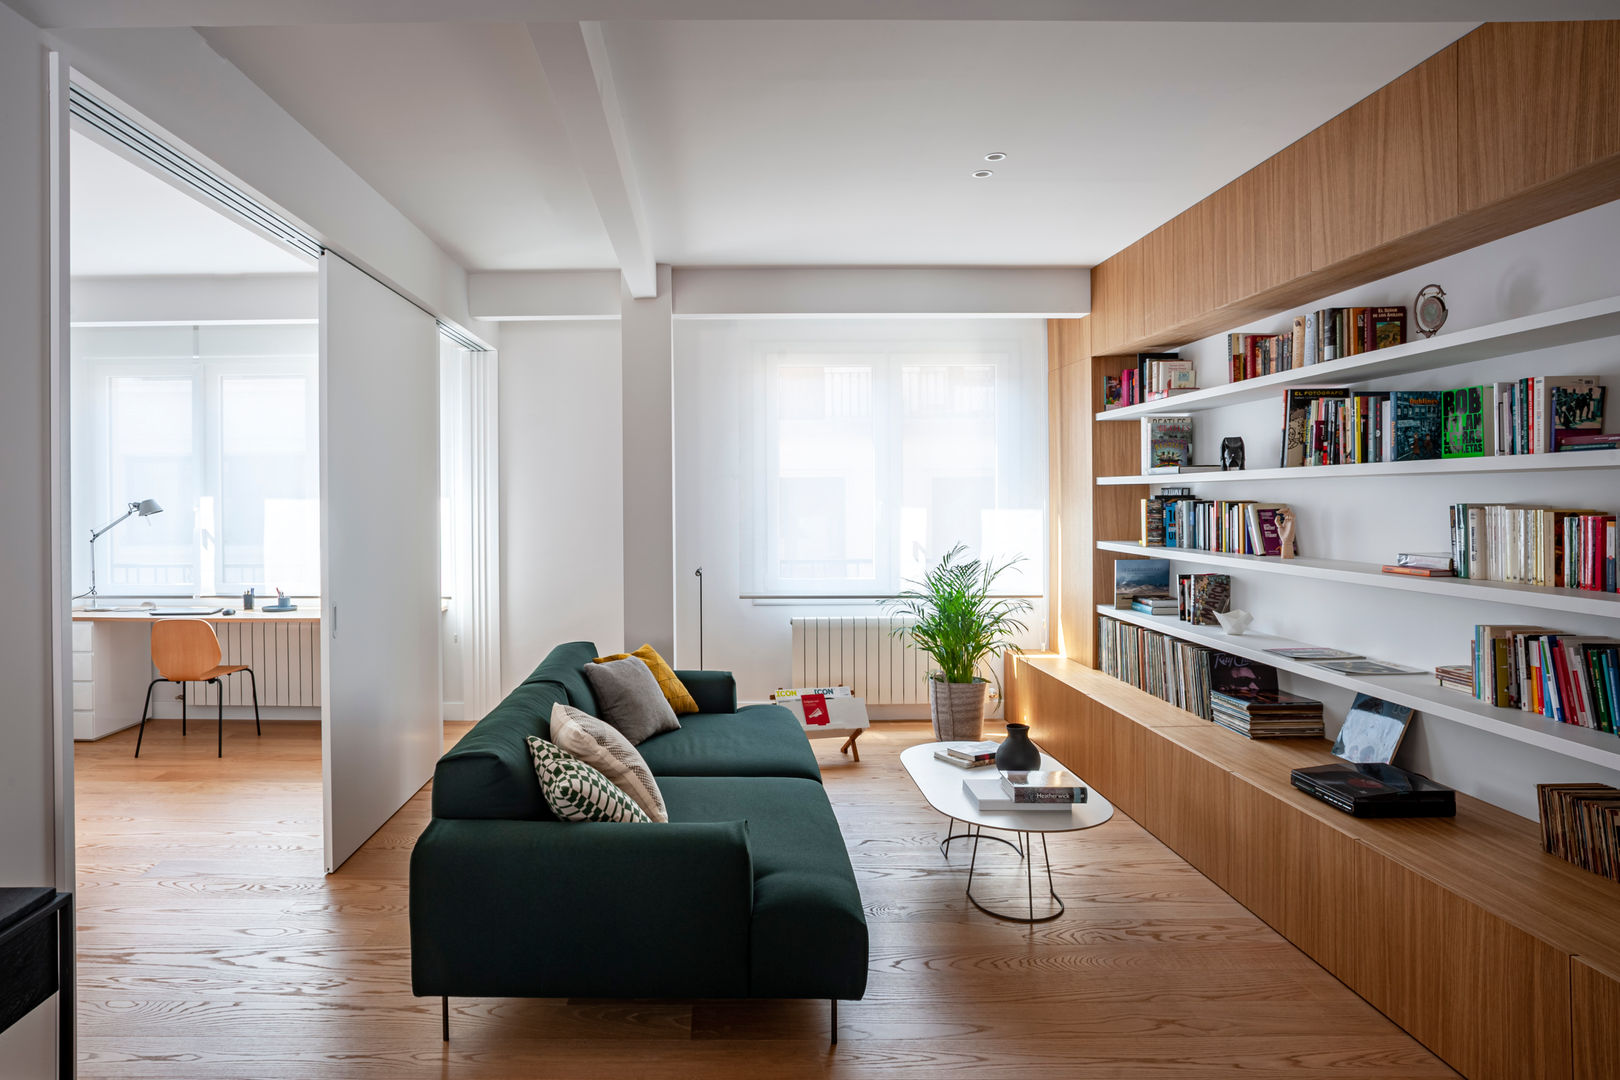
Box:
(696, 319), (1047, 598)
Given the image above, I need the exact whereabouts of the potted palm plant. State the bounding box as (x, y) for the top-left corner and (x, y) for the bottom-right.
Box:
(885, 544), (1033, 741)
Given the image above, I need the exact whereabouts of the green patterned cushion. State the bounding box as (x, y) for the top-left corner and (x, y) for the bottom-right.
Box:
(525, 737), (652, 824)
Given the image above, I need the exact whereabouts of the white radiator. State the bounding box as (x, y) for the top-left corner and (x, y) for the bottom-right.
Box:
(185, 620), (323, 708)
(789, 616), (930, 706)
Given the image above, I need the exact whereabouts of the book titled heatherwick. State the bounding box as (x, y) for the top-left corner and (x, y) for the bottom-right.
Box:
(961, 778), (1071, 812)
(999, 770), (1088, 804)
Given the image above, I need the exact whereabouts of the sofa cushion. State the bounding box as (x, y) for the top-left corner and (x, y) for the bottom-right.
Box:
(523, 640), (601, 716)
(431, 680), (565, 821)
(549, 702), (667, 822)
(660, 775), (868, 1001)
(634, 705), (821, 782)
(583, 657), (682, 744)
(594, 644), (699, 714)
(527, 737), (652, 824)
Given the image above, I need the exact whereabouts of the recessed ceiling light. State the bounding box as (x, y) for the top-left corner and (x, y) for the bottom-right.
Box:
(972, 170), (993, 178)
(984, 152), (1006, 162)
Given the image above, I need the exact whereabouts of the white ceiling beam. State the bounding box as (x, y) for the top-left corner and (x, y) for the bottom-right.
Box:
(6, 0), (1612, 28)
(671, 266), (1090, 319)
(528, 21), (655, 299)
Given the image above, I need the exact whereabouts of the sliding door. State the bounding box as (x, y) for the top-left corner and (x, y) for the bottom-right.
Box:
(319, 254), (441, 871)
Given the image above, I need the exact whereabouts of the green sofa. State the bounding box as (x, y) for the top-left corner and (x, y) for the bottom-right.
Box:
(410, 641), (868, 1041)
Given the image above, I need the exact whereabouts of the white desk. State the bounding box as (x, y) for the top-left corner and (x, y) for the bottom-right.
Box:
(70, 608), (322, 740)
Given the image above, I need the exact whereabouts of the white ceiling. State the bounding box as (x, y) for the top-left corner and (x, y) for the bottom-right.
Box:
(190, 19), (1472, 272)
(601, 21), (1474, 266)
(201, 23), (619, 272)
(70, 130), (314, 277)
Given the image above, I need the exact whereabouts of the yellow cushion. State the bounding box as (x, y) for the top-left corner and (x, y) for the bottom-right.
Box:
(593, 644), (699, 715)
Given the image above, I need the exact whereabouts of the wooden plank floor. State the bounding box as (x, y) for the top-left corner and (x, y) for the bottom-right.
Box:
(73, 718), (1458, 1078)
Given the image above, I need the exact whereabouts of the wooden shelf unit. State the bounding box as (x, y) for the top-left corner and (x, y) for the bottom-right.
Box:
(1097, 448), (1620, 485)
(1097, 541), (1620, 619)
(1005, 653), (1620, 1080)
(1093, 294), (1620, 421)
(1096, 602), (1620, 770)
(1044, 22), (1620, 1080)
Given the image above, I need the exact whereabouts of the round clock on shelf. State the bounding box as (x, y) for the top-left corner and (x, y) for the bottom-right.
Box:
(1414, 284), (1448, 338)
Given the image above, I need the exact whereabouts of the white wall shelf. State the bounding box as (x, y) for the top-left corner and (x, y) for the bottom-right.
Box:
(1099, 540), (1620, 619)
(1094, 295), (1620, 421)
(1096, 603), (1620, 771)
(1097, 449), (1620, 486)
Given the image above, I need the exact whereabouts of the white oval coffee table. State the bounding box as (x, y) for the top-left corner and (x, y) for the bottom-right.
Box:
(900, 741), (1114, 923)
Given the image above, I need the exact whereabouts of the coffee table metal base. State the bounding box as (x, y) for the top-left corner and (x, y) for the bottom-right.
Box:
(956, 821), (1064, 924)
(938, 817), (1022, 860)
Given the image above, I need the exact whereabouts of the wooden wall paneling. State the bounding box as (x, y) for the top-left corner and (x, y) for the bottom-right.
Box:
(1459, 21), (1620, 213)
(1171, 198), (1217, 330)
(1086, 354), (1142, 668)
(1572, 956), (1620, 1080)
(1046, 317), (1092, 662)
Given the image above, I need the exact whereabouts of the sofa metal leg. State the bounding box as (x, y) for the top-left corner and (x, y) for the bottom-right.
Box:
(442, 996), (449, 1042)
(829, 998), (838, 1046)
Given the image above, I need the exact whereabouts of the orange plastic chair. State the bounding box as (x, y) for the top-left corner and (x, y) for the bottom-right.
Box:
(135, 619), (261, 758)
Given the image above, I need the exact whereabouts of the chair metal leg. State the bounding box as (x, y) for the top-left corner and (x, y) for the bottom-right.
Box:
(829, 998), (837, 1047)
(246, 667), (261, 735)
(134, 678), (161, 758)
(214, 678), (225, 757)
(442, 996), (449, 1042)
(181, 688), (187, 736)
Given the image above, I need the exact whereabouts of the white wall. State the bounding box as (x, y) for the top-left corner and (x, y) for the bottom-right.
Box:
(497, 320), (624, 692)
(0, 9), (64, 1078)
(1165, 198), (1620, 819)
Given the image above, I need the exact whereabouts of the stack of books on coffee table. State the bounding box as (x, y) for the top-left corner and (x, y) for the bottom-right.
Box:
(933, 741), (999, 769)
(963, 769), (1088, 812)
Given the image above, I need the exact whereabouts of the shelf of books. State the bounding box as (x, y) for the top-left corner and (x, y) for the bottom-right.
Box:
(1093, 294), (1620, 422)
(1099, 540), (1620, 618)
(1095, 603), (1620, 770)
(1096, 447), (1620, 486)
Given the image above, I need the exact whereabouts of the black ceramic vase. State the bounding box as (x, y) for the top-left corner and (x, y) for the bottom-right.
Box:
(995, 723), (1041, 772)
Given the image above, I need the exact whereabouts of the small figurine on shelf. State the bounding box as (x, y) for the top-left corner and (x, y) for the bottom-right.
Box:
(1220, 436), (1245, 471)
(1274, 507), (1296, 560)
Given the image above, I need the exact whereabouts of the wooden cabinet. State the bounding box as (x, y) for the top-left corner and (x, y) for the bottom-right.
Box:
(1086, 21), (1619, 356)
(1302, 44), (1459, 272)
(1459, 21), (1620, 213)
(1573, 957), (1620, 1080)
(1016, 656), (1620, 1080)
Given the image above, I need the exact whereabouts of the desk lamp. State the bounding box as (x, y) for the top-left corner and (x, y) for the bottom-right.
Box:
(85, 498), (163, 604)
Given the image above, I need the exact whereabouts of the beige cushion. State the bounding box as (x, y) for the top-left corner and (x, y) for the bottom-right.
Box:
(549, 702), (668, 823)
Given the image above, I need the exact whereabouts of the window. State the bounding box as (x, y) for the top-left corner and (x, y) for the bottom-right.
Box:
(74, 323), (320, 597)
(734, 321), (1046, 598)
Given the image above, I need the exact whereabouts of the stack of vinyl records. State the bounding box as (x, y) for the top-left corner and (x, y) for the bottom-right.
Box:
(1210, 689), (1325, 739)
